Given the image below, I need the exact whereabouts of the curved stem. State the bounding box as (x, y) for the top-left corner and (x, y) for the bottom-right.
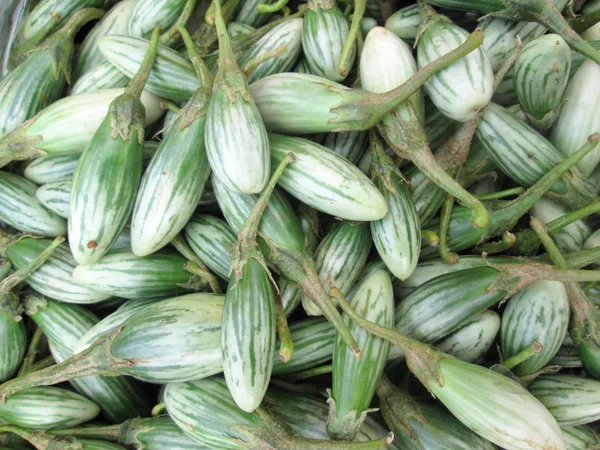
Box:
(477, 231), (516, 254)
(476, 187), (524, 201)
(568, 8), (600, 33)
(503, 341), (542, 369)
(439, 194), (459, 263)
(213, 0), (236, 64)
(258, 0), (289, 13)
(422, 230), (440, 247)
(16, 326), (45, 376)
(22, 355), (54, 375)
(151, 402), (166, 416)
(126, 27), (161, 99)
(282, 364), (332, 380)
(57, 7), (105, 41)
(184, 260), (222, 293)
(338, 0), (365, 78)
(530, 218), (568, 269)
(242, 44), (286, 77)
(160, 0), (197, 46)
(173, 25), (214, 86)
(274, 289), (294, 363)
(9, 11), (62, 64)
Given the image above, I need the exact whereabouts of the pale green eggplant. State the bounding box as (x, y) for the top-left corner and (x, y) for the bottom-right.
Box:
(550, 335), (583, 368)
(0, 310), (25, 383)
(384, 5), (420, 43)
(24, 154), (79, 185)
(129, 0), (188, 38)
(36, 180), (71, 218)
(562, 425), (600, 450)
(71, 60), (129, 94)
(313, 130), (368, 165)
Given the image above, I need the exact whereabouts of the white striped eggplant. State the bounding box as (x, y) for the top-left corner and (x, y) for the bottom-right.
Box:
(268, 134), (388, 220)
(313, 130), (368, 165)
(0, 171), (66, 237)
(302, 0), (354, 82)
(129, 0), (188, 38)
(99, 35), (199, 102)
(328, 270), (394, 440)
(227, 21), (257, 38)
(24, 294), (151, 423)
(568, 41), (600, 82)
(0, 387), (99, 430)
(205, 0), (270, 195)
(529, 374), (600, 426)
(238, 18), (303, 84)
(302, 220), (370, 316)
(514, 34), (571, 129)
(562, 425), (600, 450)
(0, 8), (104, 140)
(234, 0), (273, 27)
(5, 238), (110, 304)
(551, 59), (600, 177)
(73, 0), (137, 82)
(131, 34), (213, 257)
(71, 249), (199, 299)
(476, 102), (596, 211)
(36, 180), (71, 219)
(551, 335), (583, 368)
(0, 88), (163, 167)
(417, 16), (494, 122)
(69, 29), (161, 265)
(185, 214), (235, 281)
(24, 154), (79, 184)
(501, 280), (569, 375)
(0, 308), (25, 383)
(384, 4), (420, 43)
(435, 309), (500, 362)
(71, 60), (129, 95)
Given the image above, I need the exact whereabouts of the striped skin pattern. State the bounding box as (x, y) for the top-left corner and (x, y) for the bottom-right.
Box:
(501, 280), (569, 375)
(314, 130), (368, 164)
(561, 425), (600, 449)
(19, 0), (105, 42)
(250, 73), (343, 134)
(513, 34), (571, 121)
(228, 21), (258, 38)
(271, 318), (334, 374)
(417, 21), (494, 122)
(384, 4), (420, 43)
(212, 175), (305, 251)
(129, 0), (187, 38)
(235, 0), (275, 27)
(330, 270), (394, 439)
(24, 154), (79, 184)
(126, 416), (209, 450)
(69, 117), (144, 265)
(8, 88), (163, 155)
(75, 298), (163, 353)
(530, 197), (591, 254)
(30, 300), (152, 423)
(551, 59), (600, 177)
(425, 0), (503, 13)
(480, 18), (546, 72)
(551, 335), (583, 368)
(0, 387), (100, 430)
(74, 0), (137, 82)
(269, 134), (388, 220)
(205, 89), (270, 194)
(185, 214), (236, 281)
(294, 56), (312, 74)
(131, 113), (210, 257)
(302, 0), (354, 82)
(99, 36), (198, 102)
(279, 277), (301, 317)
(71, 60), (130, 95)
(239, 19), (304, 84)
(347, 258), (391, 301)
(0, 171), (66, 236)
(110, 294), (225, 382)
(529, 374), (600, 426)
(7, 238), (110, 304)
(302, 221), (370, 315)
(164, 377), (262, 450)
(429, 359), (566, 450)
(0, 50), (65, 140)
(0, 312), (26, 383)
(222, 260), (275, 412)
(435, 310), (500, 363)
(71, 250), (192, 299)
(37, 180), (72, 218)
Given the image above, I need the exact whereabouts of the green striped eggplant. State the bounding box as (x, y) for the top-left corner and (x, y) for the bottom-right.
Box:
(550, 335), (582, 368)
(480, 17), (545, 72)
(529, 374), (600, 426)
(36, 180), (71, 218)
(384, 4), (420, 43)
(492, 68), (518, 105)
(0, 310), (25, 383)
(0, 8), (104, 140)
(302, 221), (370, 316)
(531, 197), (591, 253)
(417, 18), (493, 122)
(6, 238), (110, 304)
(99, 35), (198, 102)
(328, 270), (394, 440)
(268, 134), (388, 220)
(501, 280), (569, 375)
(302, 0), (354, 82)
(476, 102), (595, 210)
(71, 59), (129, 94)
(227, 21), (257, 38)
(562, 425), (600, 450)
(25, 295), (152, 423)
(279, 277), (302, 317)
(435, 309), (500, 362)
(0, 88), (163, 166)
(73, 0), (137, 82)
(185, 214), (235, 281)
(129, 0), (188, 38)
(313, 130), (368, 165)
(69, 29), (161, 265)
(347, 258), (392, 301)
(131, 38), (213, 257)
(0, 387), (99, 429)
(71, 250), (198, 299)
(294, 56), (312, 74)
(234, 0), (274, 27)
(423, 100), (461, 150)
(271, 317), (334, 374)
(238, 18), (303, 84)
(205, 0), (270, 195)
(0, 171), (66, 236)
(514, 34), (571, 129)
(551, 59), (600, 177)
(297, 203), (321, 253)
(24, 154), (79, 185)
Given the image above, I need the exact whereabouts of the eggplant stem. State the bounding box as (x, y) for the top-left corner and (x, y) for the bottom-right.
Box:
(503, 341), (542, 369)
(258, 0), (289, 13)
(282, 364), (332, 380)
(151, 402), (166, 416)
(274, 288), (294, 363)
(160, 0), (198, 46)
(338, 0), (364, 77)
(439, 194), (459, 263)
(242, 44), (287, 77)
(422, 230), (440, 247)
(476, 187), (525, 200)
(16, 326), (46, 377)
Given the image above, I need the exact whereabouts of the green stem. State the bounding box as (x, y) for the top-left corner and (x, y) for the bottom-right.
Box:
(503, 341), (542, 369)
(338, 0), (365, 78)
(22, 355), (54, 375)
(160, 0), (197, 46)
(56, 8), (105, 41)
(125, 27), (161, 99)
(477, 231), (516, 254)
(492, 39), (522, 91)
(16, 326), (45, 377)
(242, 44), (286, 76)
(183, 260), (222, 294)
(439, 194), (459, 263)
(282, 364), (332, 380)
(9, 11), (62, 65)
(422, 230), (440, 247)
(151, 402), (166, 416)
(530, 218), (568, 269)
(477, 187), (525, 200)
(258, 0), (289, 13)
(0, 425), (72, 449)
(213, 0), (236, 66)
(161, 100), (181, 114)
(568, 8), (600, 33)
(174, 26), (214, 87)
(559, 247), (600, 269)
(49, 424), (121, 440)
(274, 289), (294, 363)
